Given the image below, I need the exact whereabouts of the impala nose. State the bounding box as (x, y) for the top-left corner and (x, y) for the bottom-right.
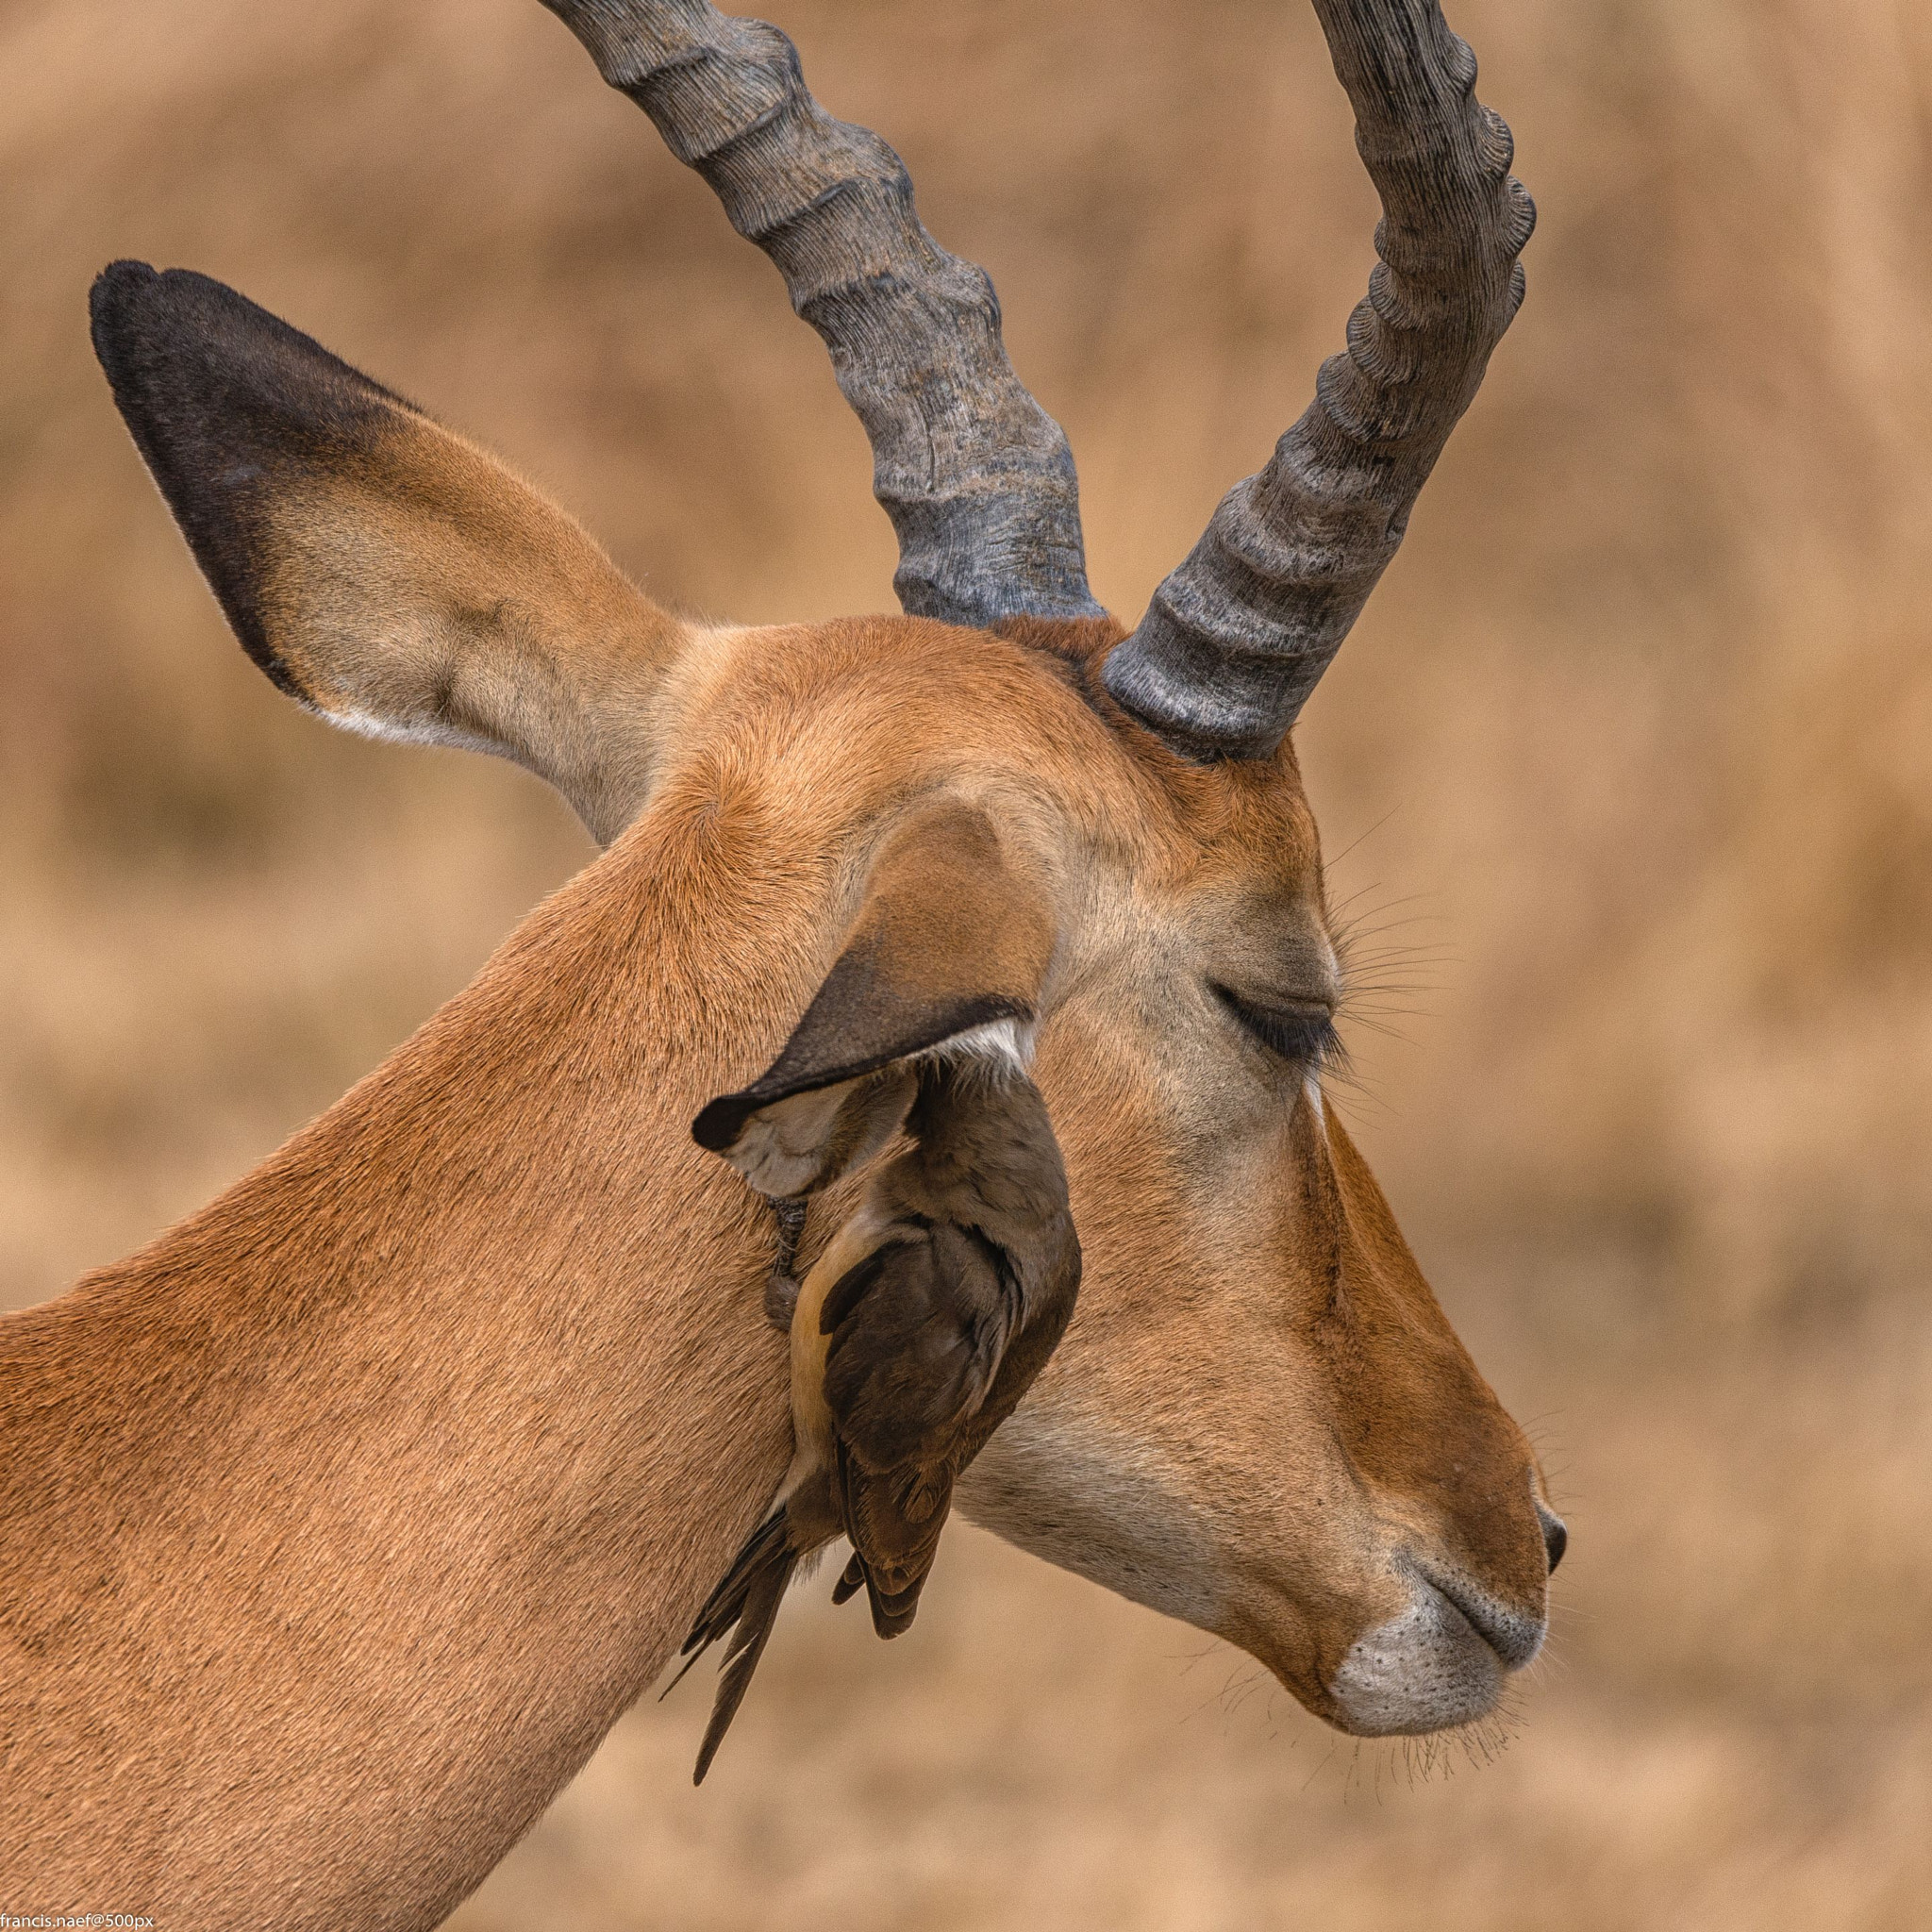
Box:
(1537, 1501), (1568, 1575)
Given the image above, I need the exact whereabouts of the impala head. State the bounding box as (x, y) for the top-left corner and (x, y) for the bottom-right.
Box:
(89, 0), (1557, 1740)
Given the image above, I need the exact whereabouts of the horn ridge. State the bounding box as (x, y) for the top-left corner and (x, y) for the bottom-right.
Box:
(541, 0), (1101, 628)
(1103, 0), (1535, 761)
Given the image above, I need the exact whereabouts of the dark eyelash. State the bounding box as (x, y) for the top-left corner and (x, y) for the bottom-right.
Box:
(1212, 986), (1340, 1069)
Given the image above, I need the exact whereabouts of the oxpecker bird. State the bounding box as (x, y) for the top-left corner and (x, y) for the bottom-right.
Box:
(677, 1062), (1079, 1783)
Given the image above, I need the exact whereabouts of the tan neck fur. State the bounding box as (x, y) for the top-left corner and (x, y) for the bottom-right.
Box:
(0, 822), (806, 1925)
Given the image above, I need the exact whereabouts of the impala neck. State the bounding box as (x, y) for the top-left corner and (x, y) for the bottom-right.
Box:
(0, 823), (805, 1926)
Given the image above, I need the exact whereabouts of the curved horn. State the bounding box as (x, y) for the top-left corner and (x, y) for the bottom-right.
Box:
(541, 0), (1101, 629)
(1102, 0), (1536, 760)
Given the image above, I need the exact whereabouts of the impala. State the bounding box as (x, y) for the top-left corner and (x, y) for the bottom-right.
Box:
(0, 0), (1562, 1922)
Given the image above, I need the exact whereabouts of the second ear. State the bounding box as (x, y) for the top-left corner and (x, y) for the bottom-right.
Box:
(691, 801), (1058, 1193)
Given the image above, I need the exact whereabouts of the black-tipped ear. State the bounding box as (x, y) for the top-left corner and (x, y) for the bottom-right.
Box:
(693, 805), (1057, 1197)
(690, 990), (1030, 1156)
(88, 262), (688, 844)
(89, 262), (414, 700)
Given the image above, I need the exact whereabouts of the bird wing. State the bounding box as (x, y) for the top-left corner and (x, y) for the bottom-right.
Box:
(820, 1201), (1075, 1638)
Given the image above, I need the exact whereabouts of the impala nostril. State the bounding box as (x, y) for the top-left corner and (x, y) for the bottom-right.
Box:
(1538, 1503), (1568, 1575)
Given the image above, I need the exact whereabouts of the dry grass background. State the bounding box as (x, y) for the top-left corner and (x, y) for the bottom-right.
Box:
(3, 0), (1929, 1924)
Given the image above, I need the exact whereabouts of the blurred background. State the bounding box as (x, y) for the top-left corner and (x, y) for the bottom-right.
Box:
(3, 0), (1928, 1924)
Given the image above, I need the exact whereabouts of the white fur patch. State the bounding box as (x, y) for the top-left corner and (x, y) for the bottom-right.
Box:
(1327, 1558), (1543, 1736)
(921, 1016), (1035, 1077)
(326, 703), (478, 755)
(1327, 1586), (1504, 1736)
(957, 1408), (1224, 1630)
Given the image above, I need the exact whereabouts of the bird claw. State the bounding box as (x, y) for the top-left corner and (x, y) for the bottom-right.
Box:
(763, 1195), (808, 1329)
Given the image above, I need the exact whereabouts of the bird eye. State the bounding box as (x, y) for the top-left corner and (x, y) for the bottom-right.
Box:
(1213, 985), (1339, 1069)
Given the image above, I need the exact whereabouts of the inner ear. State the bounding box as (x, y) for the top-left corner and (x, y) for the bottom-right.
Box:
(696, 1065), (919, 1200)
(90, 261), (686, 843)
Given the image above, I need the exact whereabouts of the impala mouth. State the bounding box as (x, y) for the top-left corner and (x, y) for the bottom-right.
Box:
(1411, 1554), (1547, 1671)
(1325, 1557), (1546, 1738)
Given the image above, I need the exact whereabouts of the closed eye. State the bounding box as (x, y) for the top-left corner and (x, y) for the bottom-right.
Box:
(1212, 985), (1340, 1070)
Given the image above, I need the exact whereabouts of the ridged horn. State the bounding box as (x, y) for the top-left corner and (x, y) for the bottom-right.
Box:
(541, 0), (1102, 629)
(1102, 0), (1537, 760)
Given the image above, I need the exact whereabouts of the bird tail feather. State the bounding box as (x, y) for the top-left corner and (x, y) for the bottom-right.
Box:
(671, 1509), (800, 1785)
(828, 1548), (923, 1638)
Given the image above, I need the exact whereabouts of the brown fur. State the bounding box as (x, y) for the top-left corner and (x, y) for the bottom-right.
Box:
(0, 267), (1557, 1925)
